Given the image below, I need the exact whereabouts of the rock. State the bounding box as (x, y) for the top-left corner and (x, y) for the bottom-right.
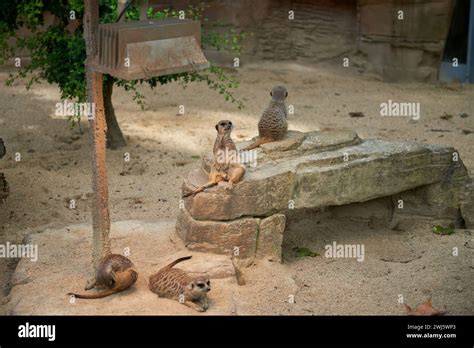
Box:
(176, 208), (259, 259)
(179, 130), (472, 263)
(178, 255), (235, 279)
(183, 168), (293, 221)
(11, 271), (31, 286)
(256, 214), (286, 262)
(392, 164), (470, 226)
(184, 131), (469, 221)
(176, 208), (287, 262)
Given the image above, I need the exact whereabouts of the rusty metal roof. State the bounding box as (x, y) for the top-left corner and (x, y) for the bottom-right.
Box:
(91, 18), (210, 80)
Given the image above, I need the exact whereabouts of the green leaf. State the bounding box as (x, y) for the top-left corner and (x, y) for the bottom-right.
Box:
(432, 225), (455, 235)
(293, 247), (319, 258)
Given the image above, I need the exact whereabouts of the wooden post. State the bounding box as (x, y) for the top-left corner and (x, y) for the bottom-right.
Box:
(117, 0), (128, 21)
(139, 0), (149, 20)
(83, 0), (111, 287)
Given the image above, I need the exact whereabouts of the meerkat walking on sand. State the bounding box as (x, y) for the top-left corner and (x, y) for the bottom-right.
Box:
(243, 85), (289, 150)
(149, 256), (211, 312)
(182, 120), (245, 197)
(68, 254), (138, 299)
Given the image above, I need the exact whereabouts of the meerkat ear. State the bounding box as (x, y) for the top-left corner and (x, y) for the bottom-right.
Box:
(285, 91), (288, 97)
(215, 124), (218, 131)
(270, 91), (273, 97)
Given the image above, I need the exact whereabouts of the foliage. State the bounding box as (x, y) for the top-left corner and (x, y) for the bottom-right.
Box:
(432, 225), (455, 235)
(0, 0), (247, 127)
(293, 247), (320, 258)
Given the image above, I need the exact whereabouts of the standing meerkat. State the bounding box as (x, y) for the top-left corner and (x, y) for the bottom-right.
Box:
(68, 254), (138, 299)
(149, 256), (211, 312)
(182, 120), (245, 197)
(243, 85), (289, 150)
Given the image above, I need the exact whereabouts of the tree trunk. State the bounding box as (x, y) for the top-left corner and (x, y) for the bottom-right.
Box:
(103, 78), (127, 150)
(0, 138), (8, 202)
(84, 0), (111, 288)
(103, 0), (129, 151)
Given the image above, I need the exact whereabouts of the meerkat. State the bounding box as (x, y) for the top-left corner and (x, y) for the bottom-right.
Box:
(243, 85), (288, 150)
(149, 256), (211, 312)
(68, 254), (138, 299)
(182, 120), (245, 197)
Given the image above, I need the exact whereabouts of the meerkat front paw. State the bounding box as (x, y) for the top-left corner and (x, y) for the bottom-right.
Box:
(183, 301), (205, 312)
(202, 300), (210, 311)
(85, 277), (96, 290)
(225, 181), (234, 191)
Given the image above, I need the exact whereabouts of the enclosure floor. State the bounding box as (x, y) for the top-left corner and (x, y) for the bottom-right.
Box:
(4, 218), (474, 315)
(0, 62), (473, 314)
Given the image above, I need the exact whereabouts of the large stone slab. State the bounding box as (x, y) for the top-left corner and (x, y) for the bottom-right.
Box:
(178, 130), (472, 262)
(183, 131), (469, 222)
(176, 208), (259, 259)
(256, 214), (286, 262)
(176, 209), (286, 262)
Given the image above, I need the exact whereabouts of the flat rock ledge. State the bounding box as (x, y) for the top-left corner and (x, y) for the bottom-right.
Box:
(177, 130), (473, 262)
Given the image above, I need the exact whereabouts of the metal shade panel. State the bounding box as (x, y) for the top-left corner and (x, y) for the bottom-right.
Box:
(91, 18), (210, 80)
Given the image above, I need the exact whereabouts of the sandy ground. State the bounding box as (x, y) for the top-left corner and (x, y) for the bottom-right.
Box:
(0, 62), (473, 314)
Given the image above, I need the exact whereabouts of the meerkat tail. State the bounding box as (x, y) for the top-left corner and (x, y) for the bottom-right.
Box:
(242, 137), (268, 151)
(67, 289), (120, 299)
(160, 256), (192, 271)
(182, 182), (218, 198)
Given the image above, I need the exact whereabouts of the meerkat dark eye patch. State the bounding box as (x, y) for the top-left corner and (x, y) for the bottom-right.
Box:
(206, 280), (210, 286)
(197, 283), (205, 288)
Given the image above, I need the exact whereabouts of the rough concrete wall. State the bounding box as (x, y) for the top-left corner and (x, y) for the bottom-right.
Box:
(154, 0), (358, 63)
(244, 0), (358, 63)
(357, 0), (455, 82)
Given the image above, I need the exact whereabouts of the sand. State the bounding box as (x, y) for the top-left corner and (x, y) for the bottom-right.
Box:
(0, 62), (473, 314)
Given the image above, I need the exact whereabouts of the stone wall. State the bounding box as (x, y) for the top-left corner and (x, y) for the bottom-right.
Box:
(153, 0), (358, 63)
(157, 0), (454, 82)
(357, 0), (455, 82)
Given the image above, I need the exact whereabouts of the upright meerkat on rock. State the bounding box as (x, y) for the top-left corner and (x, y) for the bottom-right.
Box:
(243, 85), (289, 150)
(182, 120), (245, 197)
(68, 254), (138, 299)
(149, 256), (211, 312)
